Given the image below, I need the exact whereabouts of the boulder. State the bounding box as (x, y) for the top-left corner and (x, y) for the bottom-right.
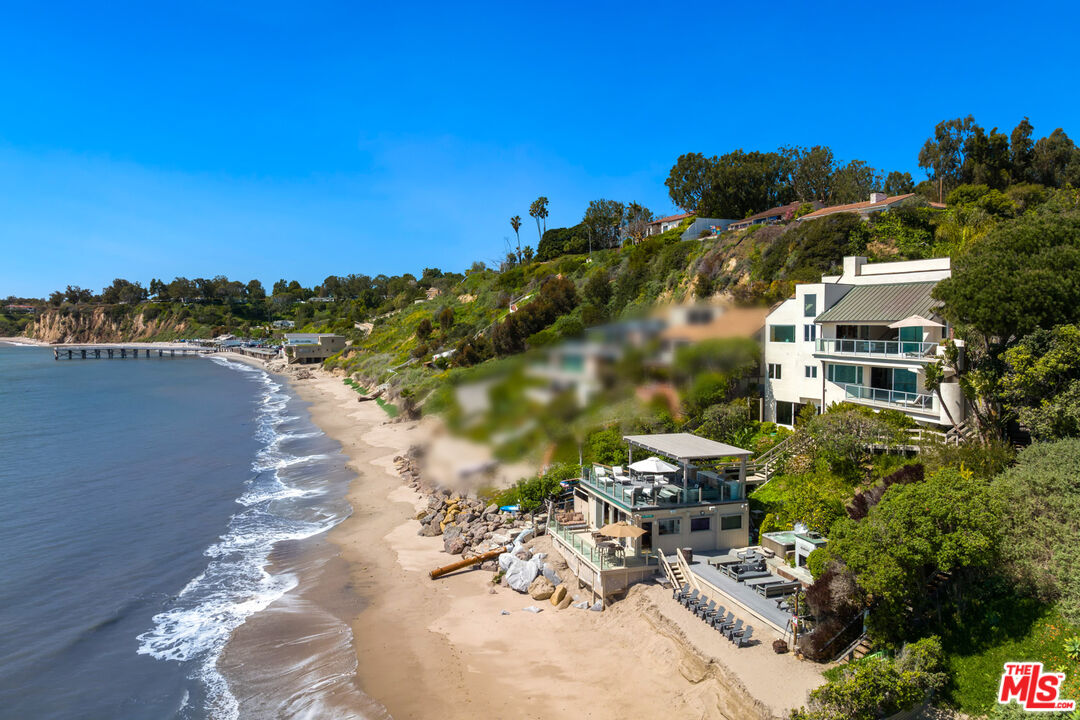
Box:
(484, 503), (499, 516)
(445, 537), (466, 555)
(556, 592), (573, 610)
(504, 556), (540, 592)
(550, 585), (567, 606)
(528, 576), (555, 601)
(443, 525), (463, 541)
(480, 560), (496, 572)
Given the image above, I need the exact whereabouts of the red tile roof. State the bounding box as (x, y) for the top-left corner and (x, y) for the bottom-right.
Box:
(649, 212), (693, 225)
(799, 194), (923, 220)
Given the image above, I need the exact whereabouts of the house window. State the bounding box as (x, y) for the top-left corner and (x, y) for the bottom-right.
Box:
(768, 363), (782, 379)
(690, 517), (711, 532)
(805, 365), (818, 379)
(827, 364), (863, 385)
(720, 515), (743, 531)
(776, 400), (794, 425)
(658, 518), (680, 536)
(804, 294), (817, 317)
(769, 325), (796, 343)
(804, 324), (817, 342)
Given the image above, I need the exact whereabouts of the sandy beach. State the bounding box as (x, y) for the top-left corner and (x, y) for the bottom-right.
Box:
(263, 361), (824, 720)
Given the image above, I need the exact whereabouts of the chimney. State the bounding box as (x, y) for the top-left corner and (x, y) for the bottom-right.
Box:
(842, 256), (868, 278)
(869, 192), (887, 204)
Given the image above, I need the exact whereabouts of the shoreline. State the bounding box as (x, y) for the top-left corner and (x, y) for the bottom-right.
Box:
(219, 354), (823, 720)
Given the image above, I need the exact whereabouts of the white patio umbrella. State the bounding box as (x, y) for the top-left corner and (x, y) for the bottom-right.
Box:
(629, 456), (679, 474)
(888, 314), (945, 329)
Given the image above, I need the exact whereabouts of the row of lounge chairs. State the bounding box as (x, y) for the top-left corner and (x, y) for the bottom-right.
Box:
(672, 584), (754, 648)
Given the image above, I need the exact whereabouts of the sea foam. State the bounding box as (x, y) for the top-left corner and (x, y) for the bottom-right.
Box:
(137, 357), (345, 720)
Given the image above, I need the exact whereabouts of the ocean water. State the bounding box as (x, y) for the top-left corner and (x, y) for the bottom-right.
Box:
(0, 346), (366, 719)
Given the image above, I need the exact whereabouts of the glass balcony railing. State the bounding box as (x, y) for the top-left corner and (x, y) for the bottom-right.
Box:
(816, 338), (938, 359)
(839, 383), (935, 411)
(579, 466), (742, 509)
(548, 517), (657, 570)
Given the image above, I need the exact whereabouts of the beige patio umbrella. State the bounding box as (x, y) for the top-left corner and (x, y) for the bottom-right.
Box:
(888, 314), (945, 329)
(597, 522), (647, 538)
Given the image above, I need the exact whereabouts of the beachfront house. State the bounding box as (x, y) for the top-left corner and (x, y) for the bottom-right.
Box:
(282, 333), (347, 364)
(762, 255), (965, 428)
(549, 433), (752, 599)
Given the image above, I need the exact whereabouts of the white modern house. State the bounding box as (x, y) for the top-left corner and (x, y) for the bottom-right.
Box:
(762, 256), (965, 428)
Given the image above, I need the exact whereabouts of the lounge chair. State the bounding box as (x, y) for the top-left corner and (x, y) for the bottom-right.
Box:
(734, 626), (754, 648)
(758, 581), (802, 598)
(725, 619), (744, 641)
(703, 604), (724, 623)
(611, 466), (624, 476)
(736, 571), (772, 583)
(713, 611), (734, 631)
(672, 582), (690, 600)
(687, 593), (707, 613)
(680, 589), (699, 609)
(695, 599), (716, 620)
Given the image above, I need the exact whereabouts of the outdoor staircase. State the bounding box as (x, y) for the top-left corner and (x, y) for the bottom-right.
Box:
(850, 636), (874, 661)
(746, 435), (794, 488)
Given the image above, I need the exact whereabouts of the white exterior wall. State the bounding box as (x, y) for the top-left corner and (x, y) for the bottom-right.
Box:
(763, 256), (963, 428)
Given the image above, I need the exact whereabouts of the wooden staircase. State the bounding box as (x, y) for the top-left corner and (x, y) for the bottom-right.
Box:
(746, 435), (794, 488)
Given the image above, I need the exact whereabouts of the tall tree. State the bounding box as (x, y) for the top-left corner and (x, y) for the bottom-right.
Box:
(786, 145), (835, 203)
(664, 152), (713, 213)
(883, 171), (915, 195)
(622, 202), (654, 245)
(918, 115), (978, 201)
(1009, 117), (1036, 184)
(1032, 128), (1080, 187)
(582, 199), (625, 250)
(528, 197), (549, 246)
(962, 125), (1012, 189)
(830, 159), (883, 203)
(510, 215), (522, 261)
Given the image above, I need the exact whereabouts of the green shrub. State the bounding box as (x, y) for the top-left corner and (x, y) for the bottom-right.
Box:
(806, 548), (830, 580)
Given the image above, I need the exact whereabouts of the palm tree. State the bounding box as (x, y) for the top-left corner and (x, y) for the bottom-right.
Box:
(529, 197), (549, 247)
(510, 215), (522, 262)
(935, 205), (991, 255)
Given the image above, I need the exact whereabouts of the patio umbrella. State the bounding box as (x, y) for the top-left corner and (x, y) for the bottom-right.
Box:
(597, 522), (647, 538)
(888, 314), (944, 329)
(629, 456), (679, 474)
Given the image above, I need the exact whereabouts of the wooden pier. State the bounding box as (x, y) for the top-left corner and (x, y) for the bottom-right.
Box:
(52, 345), (217, 360)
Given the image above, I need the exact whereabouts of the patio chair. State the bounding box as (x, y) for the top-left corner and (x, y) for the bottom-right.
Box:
(680, 589), (699, 609)
(703, 603), (724, 623)
(687, 593), (707, 613)
(672, 582), (690, 600)
(712, 611), (734, 631)
(612, 466), (624, 476)
(734, 626), (754, 648)
(725, 619), (744, 641)
(695, 599), (716, 620)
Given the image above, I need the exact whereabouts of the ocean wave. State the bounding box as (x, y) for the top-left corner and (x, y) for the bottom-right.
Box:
(138, 359), (345, 720)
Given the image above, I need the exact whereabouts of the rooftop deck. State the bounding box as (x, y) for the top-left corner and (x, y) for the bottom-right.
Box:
(579, 464), (745, 511)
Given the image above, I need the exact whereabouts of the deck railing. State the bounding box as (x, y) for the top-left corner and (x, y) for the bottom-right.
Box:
(580, 466), (740, 509)
(839, 383), (934, 411)
(816, 338), (938, 359)
(548, 517), (657, 571)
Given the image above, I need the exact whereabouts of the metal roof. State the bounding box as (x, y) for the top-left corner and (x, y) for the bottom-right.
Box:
(815, 282), (941, 324)
(622, 432), (752, 460)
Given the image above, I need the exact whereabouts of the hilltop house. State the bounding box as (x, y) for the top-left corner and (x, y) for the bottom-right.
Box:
(797, 192), (945, 222)
(647, 212), (693, 235)
(762, 256), (964, 428)
(729, 201), (819, 232)
(282, 333), (347, 364)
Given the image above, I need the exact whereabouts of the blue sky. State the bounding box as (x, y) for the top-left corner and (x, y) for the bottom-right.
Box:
(2, 1), (1078, 297)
